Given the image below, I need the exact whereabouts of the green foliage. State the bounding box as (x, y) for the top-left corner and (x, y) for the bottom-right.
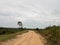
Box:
(0, 28), (24, 35)
(0, 27), (28, 41)
(37, 26), (60, 45)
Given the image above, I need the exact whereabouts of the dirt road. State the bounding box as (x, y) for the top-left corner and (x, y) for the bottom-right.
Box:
(1, 31), (46, 45)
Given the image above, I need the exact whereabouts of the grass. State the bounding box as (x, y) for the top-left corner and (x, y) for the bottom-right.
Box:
(0, 26), (60, 45)
(36, 26), (60, 45)
(0, 28), (28, 42)
(0, 34), (16, 42)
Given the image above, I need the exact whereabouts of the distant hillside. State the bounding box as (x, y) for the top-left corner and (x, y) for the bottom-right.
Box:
(37, 26), (60, 45)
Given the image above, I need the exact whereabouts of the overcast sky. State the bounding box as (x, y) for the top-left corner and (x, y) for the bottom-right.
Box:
(0, 0), (60, 28)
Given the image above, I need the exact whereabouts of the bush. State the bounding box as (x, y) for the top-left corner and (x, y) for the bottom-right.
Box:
(37, 26), (60, 45)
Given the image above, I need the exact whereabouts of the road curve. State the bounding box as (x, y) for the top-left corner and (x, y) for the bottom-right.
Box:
(1, 31), (46, 45)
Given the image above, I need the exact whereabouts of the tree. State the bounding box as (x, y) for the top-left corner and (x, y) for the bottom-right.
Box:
(17, 21), (23, 28)
(36, 28), (39, 30)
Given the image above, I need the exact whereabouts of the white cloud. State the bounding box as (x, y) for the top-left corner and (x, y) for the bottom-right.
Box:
(0, 0), (60, 28)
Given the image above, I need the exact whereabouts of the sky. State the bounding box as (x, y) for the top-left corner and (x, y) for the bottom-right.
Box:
(0, 0), (60, 28)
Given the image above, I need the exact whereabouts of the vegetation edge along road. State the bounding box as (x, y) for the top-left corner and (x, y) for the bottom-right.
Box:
(0, 26), (60, 45)
(0, 28), (28, 42)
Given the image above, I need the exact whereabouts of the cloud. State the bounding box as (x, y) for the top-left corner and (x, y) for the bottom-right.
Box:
(0, 0), (60, 28)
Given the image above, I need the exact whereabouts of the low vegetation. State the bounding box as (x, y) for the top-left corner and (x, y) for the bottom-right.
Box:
(37, 26), (60, 45)
(0, 27), (28, 42)
(0, 26), (60, 45)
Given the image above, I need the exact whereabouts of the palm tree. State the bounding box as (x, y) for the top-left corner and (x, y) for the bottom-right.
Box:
(17, 21), (23, 28)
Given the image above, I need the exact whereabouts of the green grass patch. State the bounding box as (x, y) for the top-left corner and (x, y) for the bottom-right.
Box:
(0, 34), (16, 42)
(0, 29), (28, 42)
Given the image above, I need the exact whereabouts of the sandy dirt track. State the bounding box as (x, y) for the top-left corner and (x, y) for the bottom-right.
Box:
(0, 31), (46, 45)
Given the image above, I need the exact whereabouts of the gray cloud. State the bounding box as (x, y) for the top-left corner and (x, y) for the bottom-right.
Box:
(0, 0), (60, 28)
(51, 9), (60, 15)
